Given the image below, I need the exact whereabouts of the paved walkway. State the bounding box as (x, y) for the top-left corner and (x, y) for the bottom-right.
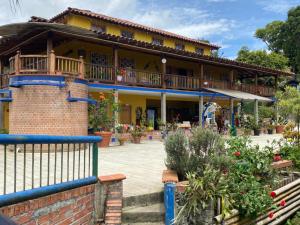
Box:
(0, 134), (283, 197)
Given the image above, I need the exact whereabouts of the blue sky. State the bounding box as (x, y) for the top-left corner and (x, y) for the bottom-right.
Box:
(0, 0), (299, 59)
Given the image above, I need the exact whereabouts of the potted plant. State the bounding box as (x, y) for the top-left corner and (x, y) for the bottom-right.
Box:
(157, 118), (166, 131)
(116, 68), (126, 82)
(88, 92), (119, 148)
(252, 122), (262, 136)
(115, 124), (129, 146)
(130, 125), (145, 144)
(267, 124), (275, 134)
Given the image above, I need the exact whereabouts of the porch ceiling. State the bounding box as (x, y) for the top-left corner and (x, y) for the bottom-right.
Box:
(88, 83), (229, 99)
(203, 88), (273, 102)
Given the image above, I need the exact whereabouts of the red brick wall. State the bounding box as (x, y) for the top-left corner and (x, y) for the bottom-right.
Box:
(0, 184), (95, 225)
(9, 79), (88, 136)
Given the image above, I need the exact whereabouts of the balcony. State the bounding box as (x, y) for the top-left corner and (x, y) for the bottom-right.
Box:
(1, 52), (275, 96)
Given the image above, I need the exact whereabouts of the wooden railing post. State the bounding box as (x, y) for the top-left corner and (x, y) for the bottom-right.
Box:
(15, 51), (20, 75)
(49, 50), (56, 74)
(79, 56), (84, 79)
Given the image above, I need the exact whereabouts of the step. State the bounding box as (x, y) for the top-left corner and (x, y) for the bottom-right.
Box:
(123, 191), (164, 208)
(122, 203), (165, 223)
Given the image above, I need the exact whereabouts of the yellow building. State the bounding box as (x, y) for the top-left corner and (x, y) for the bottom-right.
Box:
(0, 8), (293, 132)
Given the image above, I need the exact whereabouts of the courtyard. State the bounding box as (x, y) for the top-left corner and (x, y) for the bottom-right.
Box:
(0, 134), (283, 197)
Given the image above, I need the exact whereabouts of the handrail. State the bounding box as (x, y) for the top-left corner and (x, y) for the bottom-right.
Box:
(166, 74), (200, 90)
(85, 63), (114, 82)
(0, 134), (101, 198)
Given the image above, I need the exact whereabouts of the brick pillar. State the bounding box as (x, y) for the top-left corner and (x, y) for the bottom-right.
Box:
(97, 174), (126, 225)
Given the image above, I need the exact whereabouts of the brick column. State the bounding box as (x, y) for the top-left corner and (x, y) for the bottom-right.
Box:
(98, 174), (126, 225)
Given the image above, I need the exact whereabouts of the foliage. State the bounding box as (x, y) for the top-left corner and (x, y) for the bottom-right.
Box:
(129, 125), (145, 138)
(165, 127), (225, 180)
(88, 92), (119, 132)
(279, 140), (300, 170)
(276, 86), (300, 143)
(115, 124), (129, 133)
(226, 136), (276, 217)
(176, 166), (232, 224)
(259, 105), (275, 119)
(243, 115), (261, 130)
(255, 6), (300, 73)
(236, 46), (289, 71)
(285, 211), (300, 225)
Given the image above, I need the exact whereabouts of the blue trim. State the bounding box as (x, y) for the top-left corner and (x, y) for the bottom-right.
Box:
(10, 75), (65, 88)
(164, 183), (175, 225)
(74, 78), (88, 85)
(0, 134), (101, 144)
(0, 177), (97, 207)
(0, 89), (12, 102)
(89, 83), (227, 97)
(67, 91), (97, 104)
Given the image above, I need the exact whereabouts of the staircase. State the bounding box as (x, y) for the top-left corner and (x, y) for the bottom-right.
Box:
(122, 191), (165, 225)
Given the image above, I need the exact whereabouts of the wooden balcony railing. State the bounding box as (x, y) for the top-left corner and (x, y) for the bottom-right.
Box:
(119, 68), (162, 87)
(0, 74), (9, 89)
(4, 52), (275, 96)
(166, 74), (200, 90)
(84, 63), (114, 83)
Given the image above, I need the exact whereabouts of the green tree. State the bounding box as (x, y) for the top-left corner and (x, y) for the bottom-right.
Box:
(276, 86), (300, 143)
(236, 46), (289, 71)
(255, 6), (300, 73)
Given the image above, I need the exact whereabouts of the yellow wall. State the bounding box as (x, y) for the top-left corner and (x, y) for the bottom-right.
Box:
(65, 14), (213, 55)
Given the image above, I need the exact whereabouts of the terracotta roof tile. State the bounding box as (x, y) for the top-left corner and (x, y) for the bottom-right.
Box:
(50, 7), (220, 49)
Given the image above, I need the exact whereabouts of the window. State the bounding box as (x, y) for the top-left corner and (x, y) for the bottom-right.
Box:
(195, 47), (204, 55)
(121, 30), (134, 39)
(152, 37), (163, 46)
(175, 43), (185, 51)
(91, 53), (108, 66)
(91, 24), (106, 33)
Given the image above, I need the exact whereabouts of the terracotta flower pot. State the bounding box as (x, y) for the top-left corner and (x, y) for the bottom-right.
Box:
(276, 125), (285, 134)
(132, 136), (141, 144)
(94, 131), (112, 148)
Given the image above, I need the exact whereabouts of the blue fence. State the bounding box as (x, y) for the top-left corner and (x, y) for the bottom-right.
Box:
(0, 134), (101, 207)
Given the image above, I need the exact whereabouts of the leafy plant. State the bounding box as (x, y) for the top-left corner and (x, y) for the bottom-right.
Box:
(129, 125), (145, 138)
(88, 91), (119, 132)
(176, 166), (232, 224)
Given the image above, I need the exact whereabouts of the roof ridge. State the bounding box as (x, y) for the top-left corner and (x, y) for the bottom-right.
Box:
(50, 7), (220, 49)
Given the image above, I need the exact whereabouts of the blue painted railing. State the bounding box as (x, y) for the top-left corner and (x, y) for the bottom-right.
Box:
(0, 134), (101, 207)
(164, 183), (176, 225)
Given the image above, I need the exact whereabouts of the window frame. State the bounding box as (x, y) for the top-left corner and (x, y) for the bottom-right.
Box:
(175, 43), (185, 51)
(121, 30), (134, 39)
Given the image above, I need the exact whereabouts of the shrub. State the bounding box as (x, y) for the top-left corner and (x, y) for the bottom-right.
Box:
(165, 127), (225, 179)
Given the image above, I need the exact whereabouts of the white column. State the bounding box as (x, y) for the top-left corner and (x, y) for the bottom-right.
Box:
(254, 99), (259, 125)
(161, 92), (167, 124)
(114, 90), (119, 130)
(199, 96), (204, 126)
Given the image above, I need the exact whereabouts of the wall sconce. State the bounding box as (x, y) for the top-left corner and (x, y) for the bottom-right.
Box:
(161, 58), (167, 64)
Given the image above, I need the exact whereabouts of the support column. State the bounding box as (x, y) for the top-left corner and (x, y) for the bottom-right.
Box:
(113, 47), (119, 84)
(229, 70), (234, 89)
(114, 90), (119, 130)
(230, 98), (234, 127)
(254, 99), (259, 125)
(0, 102), (3, 129)
(199, 96), (204, 127)
(47, 36), (53, 74)
(161, 92), (167, 125)
(161, 57), (167, 89)
(200, 64), (204, 88)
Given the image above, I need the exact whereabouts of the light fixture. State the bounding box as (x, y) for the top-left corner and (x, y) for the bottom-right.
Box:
(161, 58), (167, 64)
(203, 81), (208, 86)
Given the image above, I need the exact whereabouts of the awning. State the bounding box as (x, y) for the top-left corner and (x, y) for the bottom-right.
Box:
(203, 88), (273, 102)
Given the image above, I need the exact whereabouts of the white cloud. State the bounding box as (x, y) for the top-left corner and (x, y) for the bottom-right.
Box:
(258, 0), (300, 14)
(0, 0), (237, 46)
